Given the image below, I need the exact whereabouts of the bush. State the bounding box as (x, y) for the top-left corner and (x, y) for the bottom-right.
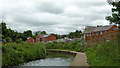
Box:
(15, 38), (23, 43)
(45, 40), (85, 52)
(2, 43), (46, 67)
(85, 39), (119, 66)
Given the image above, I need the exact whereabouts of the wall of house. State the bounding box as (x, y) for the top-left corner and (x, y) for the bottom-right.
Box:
(84, 25), (118, 37)
(36, 35), (42, 43)
(85, 29), (120, 44)
(26, 37), (34, 43)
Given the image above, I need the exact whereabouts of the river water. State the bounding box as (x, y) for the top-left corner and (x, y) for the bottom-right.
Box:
(19, 51), (75, 67)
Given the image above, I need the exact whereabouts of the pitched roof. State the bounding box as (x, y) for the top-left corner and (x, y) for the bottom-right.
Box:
(86, 25), (114, 32)
(43, 35), (50, 37)
(38, 34), (45, 37)
(86, 26), (96, 32)
(38, 34), (50, 38)
(94, 25), (113, 32)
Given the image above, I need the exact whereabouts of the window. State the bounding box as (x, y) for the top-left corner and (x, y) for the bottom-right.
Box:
(100, 32), (103, 35)
(96, 32), (99, 35)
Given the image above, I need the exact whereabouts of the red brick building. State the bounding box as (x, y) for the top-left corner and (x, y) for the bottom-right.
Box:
(25, 37), (35, 43)
(83, 25), (119, 43)
(36, 34), (56, 43)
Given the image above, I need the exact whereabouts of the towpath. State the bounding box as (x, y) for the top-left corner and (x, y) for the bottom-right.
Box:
(47, 49), (89, 67)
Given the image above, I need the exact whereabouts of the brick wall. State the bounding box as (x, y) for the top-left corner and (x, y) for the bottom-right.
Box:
(36, 35), (42, 43)
(45, 35), (56, 41)
(85, 29), (120, 44)
(26, 37), (34, 43)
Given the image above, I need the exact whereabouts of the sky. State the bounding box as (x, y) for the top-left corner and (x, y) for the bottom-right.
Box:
(0, 0), (113, 35)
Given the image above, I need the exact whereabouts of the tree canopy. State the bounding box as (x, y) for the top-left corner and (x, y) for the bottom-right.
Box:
(106, 1), (120, 28)
(68, 30), (82, 38)
(1, 21), (33, 43)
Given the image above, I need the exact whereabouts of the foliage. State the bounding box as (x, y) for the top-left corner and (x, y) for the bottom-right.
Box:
(41, 31), (47, 34)
(106, 1), (120, 28)
(68, 30), (82, 38)
(15, 38), (23, 43)
(2, 43), (46, 67)
(1, 22), (34, 42)
(85, 38), (119, 66)
(51, 33), (61, 39)
(23, 30), (32, 41)
(45, 40), (85, 52)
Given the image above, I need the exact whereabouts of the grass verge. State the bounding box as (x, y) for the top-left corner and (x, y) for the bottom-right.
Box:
(85, 38), (119, 66)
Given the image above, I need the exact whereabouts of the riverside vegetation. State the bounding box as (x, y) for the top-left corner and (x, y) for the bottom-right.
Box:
(2, 40), (84, 67)
(85, 38), (120, 66)
(2, 43), (46, 67)
(45, 40), (85, 52)
(1, 38), (119, 67)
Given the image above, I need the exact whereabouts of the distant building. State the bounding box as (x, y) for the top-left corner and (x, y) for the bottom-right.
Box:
(25, 37), (34, 43)
(36, 34), (56, 43)
(83, 25), (119, 43)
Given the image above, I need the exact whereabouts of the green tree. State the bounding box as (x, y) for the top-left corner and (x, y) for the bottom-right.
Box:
(106, 1), (120, 28)
(16, 38), (23, 43)
(5, 37), (12, 42)
(51, 33), (60, 39)
(23, 30), (32, 41)
(68, 30), (82, 38)
(41, 31), (47, 34)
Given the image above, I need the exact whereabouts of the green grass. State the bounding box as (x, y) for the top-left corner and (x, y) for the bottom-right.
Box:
(85, 38), (119, 66)
(2, 42), (46, 67)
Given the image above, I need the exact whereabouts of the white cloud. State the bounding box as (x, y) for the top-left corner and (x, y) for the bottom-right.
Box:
(1, 0), (112, 34)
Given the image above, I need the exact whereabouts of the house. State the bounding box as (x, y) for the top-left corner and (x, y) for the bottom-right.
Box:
(36, 34), (56, 43)
(25, 37), (34, 43)
(83, 25), (119, 42)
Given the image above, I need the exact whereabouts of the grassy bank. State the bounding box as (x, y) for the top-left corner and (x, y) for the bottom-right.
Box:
(85, 38), (119, 66)
(2, 43), (46, 67)
(45, 40), (85, 52)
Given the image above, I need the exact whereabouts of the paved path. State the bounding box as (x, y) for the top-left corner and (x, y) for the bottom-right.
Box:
(47, 49), (89, 67)
(70, 52), (89, 66)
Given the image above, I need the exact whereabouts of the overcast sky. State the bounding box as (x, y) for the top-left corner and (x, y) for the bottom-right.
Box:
(0, 0), (112, 35)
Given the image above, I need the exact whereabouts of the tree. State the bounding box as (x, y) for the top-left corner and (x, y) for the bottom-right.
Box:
(16, 38), (23, 43)
(51, 33), (60, 39)
(23, 30), (32, 41)
(106, 1), (120, 28)
(41, 31), (47, 34)
(68, 30), (82, 38)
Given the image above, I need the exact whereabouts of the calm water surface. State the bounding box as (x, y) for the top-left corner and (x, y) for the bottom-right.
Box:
(20, 52), (75, 66)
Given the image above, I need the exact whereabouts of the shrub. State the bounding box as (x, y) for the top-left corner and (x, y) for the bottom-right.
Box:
(45, 40), (85, 52)
(85, 39), (119, 66)
(2, 43), (46, 67)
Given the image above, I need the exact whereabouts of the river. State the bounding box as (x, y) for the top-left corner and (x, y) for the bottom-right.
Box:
(18, 51), (75, 67)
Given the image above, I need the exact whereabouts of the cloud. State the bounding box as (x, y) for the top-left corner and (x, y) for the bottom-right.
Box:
(1, 0), (112, 34)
